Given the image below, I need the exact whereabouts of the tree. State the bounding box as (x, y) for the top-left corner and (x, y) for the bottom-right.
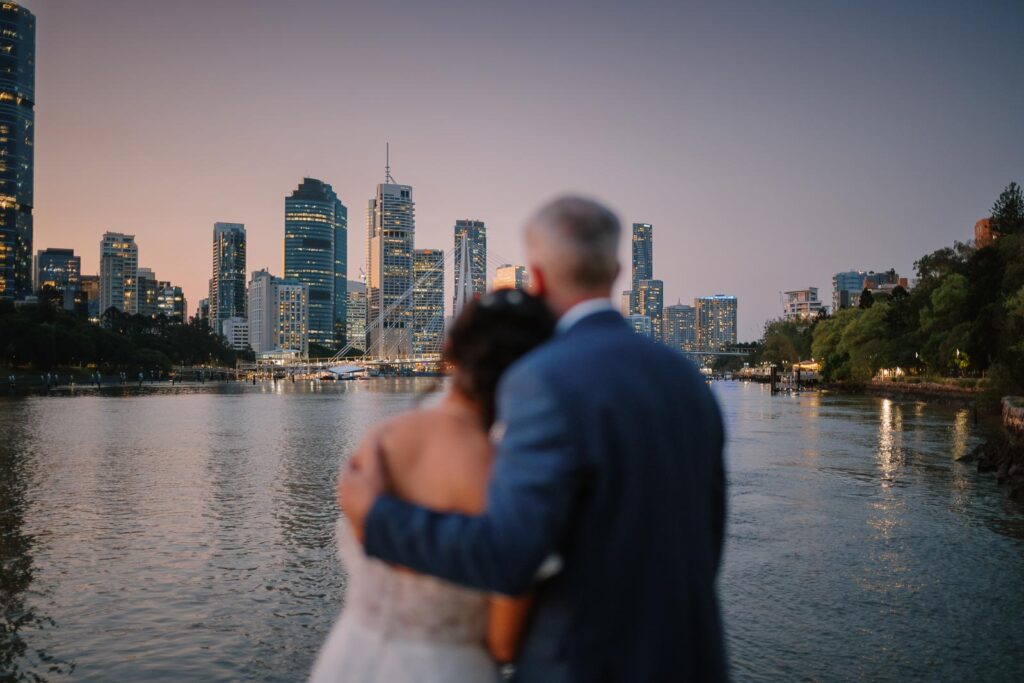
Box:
(991, 181), (1024, 235)
(858, 288), (874, 309)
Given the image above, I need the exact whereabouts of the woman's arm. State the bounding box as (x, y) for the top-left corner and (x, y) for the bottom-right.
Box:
(487, 595), (534, 663)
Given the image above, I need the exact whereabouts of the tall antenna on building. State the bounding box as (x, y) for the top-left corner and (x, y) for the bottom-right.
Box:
(385, 142), (395, 183)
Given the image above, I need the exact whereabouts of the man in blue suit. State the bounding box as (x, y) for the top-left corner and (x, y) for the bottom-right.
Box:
(342, 197), (727, 682)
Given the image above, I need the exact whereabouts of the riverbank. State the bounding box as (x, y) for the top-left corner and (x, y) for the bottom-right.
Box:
(821, 378), (984, 406)
(958, 397), (1024, 501)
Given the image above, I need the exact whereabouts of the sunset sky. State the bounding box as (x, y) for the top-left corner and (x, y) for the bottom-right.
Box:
(29, 0), (1024, 339)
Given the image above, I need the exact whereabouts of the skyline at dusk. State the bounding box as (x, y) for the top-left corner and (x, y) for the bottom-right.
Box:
(28, 0), (1024, 338)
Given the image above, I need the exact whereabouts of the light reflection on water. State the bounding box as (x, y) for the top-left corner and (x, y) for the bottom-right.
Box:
(1, 380), (1022, 681)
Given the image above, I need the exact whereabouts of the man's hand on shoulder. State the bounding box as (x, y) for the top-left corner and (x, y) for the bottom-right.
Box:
(338, 436), (388, 544)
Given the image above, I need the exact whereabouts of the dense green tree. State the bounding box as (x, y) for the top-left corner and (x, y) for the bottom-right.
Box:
(991, 181), (1024, 235)
(858, 288), (875, 309)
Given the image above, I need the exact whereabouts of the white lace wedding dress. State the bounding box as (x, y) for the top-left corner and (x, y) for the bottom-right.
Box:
(309, 519), (498, 682)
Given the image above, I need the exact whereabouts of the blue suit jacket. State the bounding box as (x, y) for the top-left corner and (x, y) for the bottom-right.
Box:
(365, 310), (727, 682)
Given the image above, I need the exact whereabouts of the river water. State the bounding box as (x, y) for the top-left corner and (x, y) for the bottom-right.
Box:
(1, 380), (1022, 681)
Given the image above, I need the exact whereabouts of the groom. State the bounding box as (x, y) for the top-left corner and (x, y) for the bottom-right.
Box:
(342, 197), (727, 682)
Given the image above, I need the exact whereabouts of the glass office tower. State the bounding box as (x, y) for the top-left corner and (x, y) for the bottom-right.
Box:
(0, 2), (34, 300)
(285, 178), (347, 348)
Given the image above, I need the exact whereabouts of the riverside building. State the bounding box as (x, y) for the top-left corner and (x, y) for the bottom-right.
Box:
(413, 248), (445, 356)
(695, 295), (738, 352)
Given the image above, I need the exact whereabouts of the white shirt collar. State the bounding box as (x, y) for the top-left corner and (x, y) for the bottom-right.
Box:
(556, 298), (615, 334)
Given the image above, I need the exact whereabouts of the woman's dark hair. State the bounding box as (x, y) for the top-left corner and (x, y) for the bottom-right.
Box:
(444, 289), (556, 428)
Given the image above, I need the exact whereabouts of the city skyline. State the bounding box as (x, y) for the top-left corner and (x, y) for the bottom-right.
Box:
(20, 0), (1024, 339)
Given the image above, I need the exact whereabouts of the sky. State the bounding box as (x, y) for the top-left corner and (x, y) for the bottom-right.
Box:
(29, 0), (1024, 340)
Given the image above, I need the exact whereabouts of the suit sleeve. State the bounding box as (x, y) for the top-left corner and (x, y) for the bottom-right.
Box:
(707, 386), (727, 576)
(362, 363), (580, 596)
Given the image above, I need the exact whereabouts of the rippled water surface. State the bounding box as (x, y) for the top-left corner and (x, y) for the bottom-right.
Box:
(1, 380), (1023, 681)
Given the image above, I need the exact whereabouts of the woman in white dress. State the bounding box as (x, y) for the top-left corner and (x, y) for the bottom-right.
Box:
(310, 289), (556, 683)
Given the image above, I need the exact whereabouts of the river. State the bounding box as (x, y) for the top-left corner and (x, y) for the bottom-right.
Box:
(1, 380), (1022, 681)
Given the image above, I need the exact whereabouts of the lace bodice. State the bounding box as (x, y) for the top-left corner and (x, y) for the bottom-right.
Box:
(336, 519), (489, 645)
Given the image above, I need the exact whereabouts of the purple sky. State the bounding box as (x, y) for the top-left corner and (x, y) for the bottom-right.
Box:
(30, 0), (1024, 339)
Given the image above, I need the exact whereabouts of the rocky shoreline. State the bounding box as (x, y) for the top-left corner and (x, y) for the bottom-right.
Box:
(957, 397), (1024, 501)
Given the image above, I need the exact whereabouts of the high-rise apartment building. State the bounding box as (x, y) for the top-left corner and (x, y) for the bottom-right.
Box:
(637, 279), (664, 341)
(629, 222), (653, 314)
(156, 281), (186, 322)
(136, 267), (160, 318)
(247, 268), (308, 356)
(695, 295), (738, 351)
(210, 222), (246, 333)
(34, 247), (80, 310)
(492, 264), (529, 291)
(366, 182), (414, 357)
(783, 287), (824, 320)
(284, 178), (347, 349)
(0, 3), (34, 300)
(99, 232), (138, 314)
(346, 280), (367, 353)
(665, 303), (697, 353)
(413, 248), (445, 356)
(453, 219), (487, 309)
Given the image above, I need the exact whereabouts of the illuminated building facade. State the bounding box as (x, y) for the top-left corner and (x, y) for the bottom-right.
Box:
(453, 219), (486, 308)
(0, 2), (33, 300)
(247, 268), (308, 356)
(367, 183), (414, 357)
(346, 280), (366, 353)
(413, 248), (445, 356)
(285, 178), (347, 348)
(137, 267), (160, 318)
(637, 279), (664, 341)
(695, 295), (738, 351)
(629, 222), (653, 314)
(783, 287), (824, 320)
(99, 232), (138, 314)
(156, 281), (186, 322)
(665, 303), (697, 353)
(493, 263), (529, 291)
(211, 222), (246, 333)
(34, 247), (80, 310)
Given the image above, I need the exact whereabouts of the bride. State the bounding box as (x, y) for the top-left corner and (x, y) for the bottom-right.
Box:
(310, 289), (556, 682)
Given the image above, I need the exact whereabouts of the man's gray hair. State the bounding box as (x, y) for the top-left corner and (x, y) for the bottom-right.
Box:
(530, 196), (621, 289)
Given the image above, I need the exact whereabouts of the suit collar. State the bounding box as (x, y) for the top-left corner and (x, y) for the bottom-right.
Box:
(555, 298), (616, 334)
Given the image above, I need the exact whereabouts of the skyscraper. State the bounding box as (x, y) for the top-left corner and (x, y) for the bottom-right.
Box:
(366, 182), (415, 357)
(629, 222), (653, 314)
(695, 295), (738, 351)
(665, 303), (697, 353)
(99, 232), (138, 314)
(637, 279), (664, 341)
(627, 314), (654, 338)
(0, 3), (34, 300)
(453, 219), (487, 310)
(211, 222), (247, 333)
(247, 268), (308, 356)
(413, 248), (445, 356)
(492, 264), (529, 291)
(285, 178), (347, 348)
(34, 247), (80, 310)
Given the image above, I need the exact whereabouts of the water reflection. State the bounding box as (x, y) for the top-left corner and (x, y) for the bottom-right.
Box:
(1, 382), (1022, 681)
(0, 403), (73, 680)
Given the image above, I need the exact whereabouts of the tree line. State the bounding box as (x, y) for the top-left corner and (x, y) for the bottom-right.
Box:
(719, 182), (1024, 401)
(0, 303), (249, 374)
